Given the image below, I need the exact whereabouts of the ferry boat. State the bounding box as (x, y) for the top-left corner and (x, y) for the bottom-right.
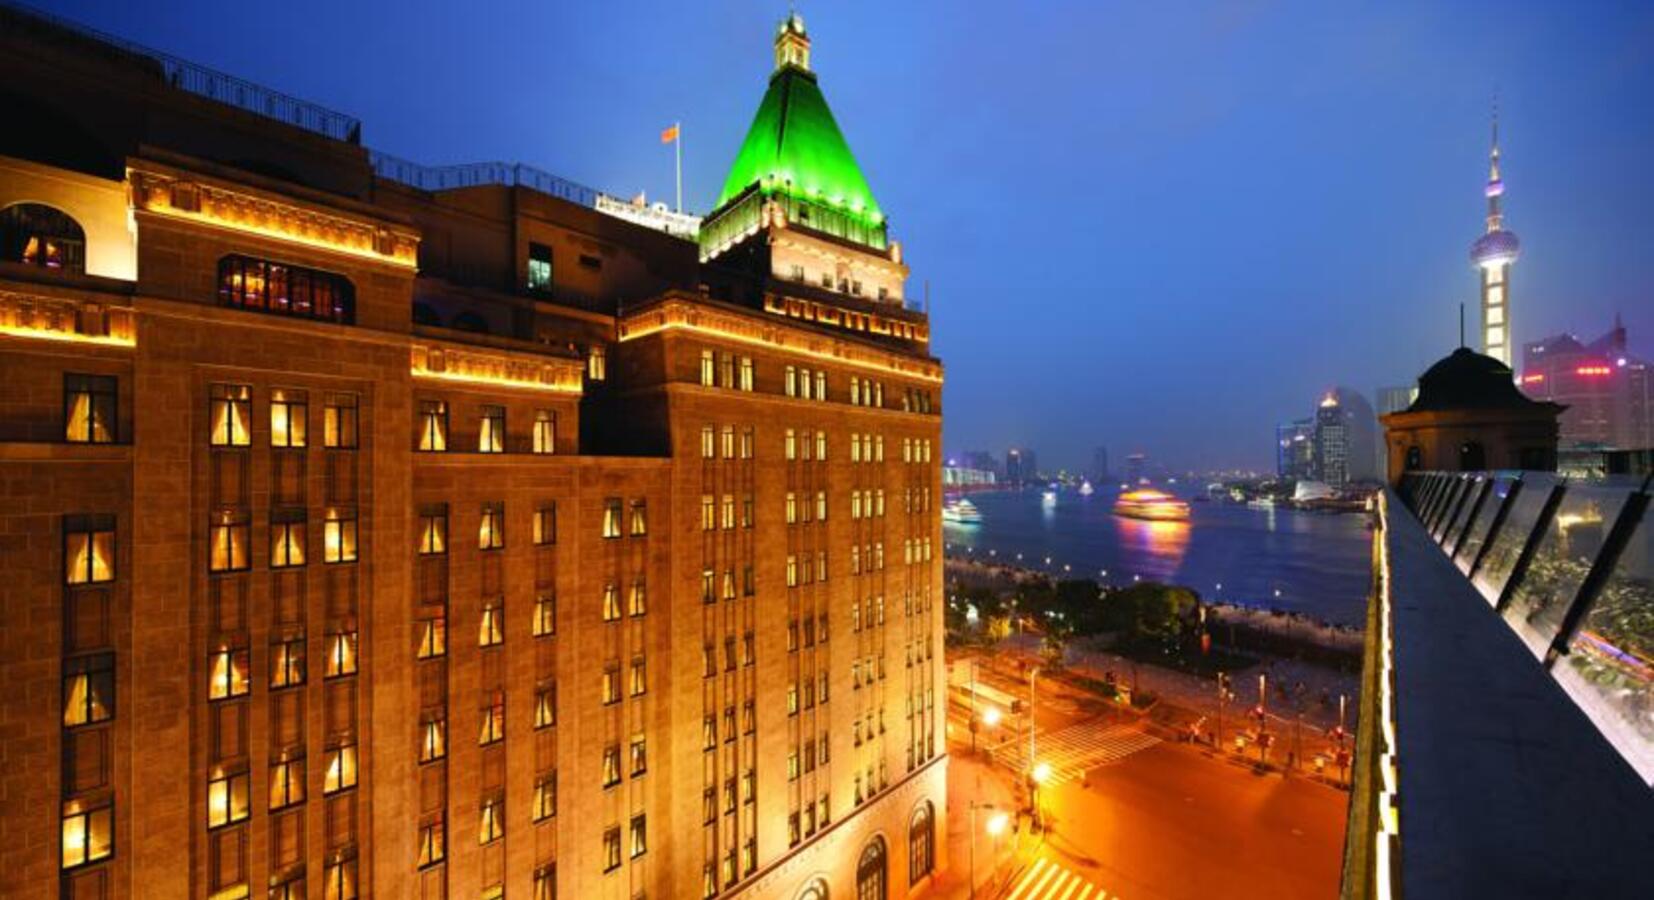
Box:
(1040, 489), (1058, 506)
(941, 497), (983, 524)
(1078, 479), (1095, 496)
(1112, 488), (1191, 522)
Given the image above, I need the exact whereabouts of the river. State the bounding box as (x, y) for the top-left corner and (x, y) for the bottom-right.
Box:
(944, 487), (1374, 627)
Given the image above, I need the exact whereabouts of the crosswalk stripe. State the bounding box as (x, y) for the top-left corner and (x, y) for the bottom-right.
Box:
(1005, 858), (1049, 900)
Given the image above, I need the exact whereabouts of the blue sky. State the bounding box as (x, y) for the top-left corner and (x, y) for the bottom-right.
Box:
(43, 0), (1654, 470)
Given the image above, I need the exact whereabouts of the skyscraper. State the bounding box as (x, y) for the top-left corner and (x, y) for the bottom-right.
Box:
(1308, 390), (1379, 486)
(1314, 395), (1350, 486)
(1470, 110), (1521, 367)
(1276, 418), (1316, 481)
(1520, 317), (1654, 450)
(1004, 448), (1036, 485)
(0, 8), (944, 899)
(1090, 446), (1110, 483)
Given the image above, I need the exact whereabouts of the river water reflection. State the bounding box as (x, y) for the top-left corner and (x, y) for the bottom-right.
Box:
(946, 487), (1373, 627)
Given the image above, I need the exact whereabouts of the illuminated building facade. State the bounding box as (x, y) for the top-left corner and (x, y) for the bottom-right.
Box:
(1519, 318), (1653, 451)
(1469, 113), (1521, 367)
(1381, 347), (1560, 483)
(1276, 418), (1316, 481)
(0, 7), (944, 900)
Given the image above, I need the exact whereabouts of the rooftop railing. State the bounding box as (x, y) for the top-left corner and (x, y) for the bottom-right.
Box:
(3, 1), (362, 143)
(368, 151), (598, 207)
(1398, 469), (1654, 784)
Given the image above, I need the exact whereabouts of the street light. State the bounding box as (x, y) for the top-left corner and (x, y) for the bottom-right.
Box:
(970, 802), (1009, 899)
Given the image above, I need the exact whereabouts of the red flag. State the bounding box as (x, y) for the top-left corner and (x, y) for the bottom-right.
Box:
(660, 124), (679, 144)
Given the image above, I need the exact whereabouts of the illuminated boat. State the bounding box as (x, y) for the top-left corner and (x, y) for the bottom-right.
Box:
(941, 498), (982, 524)
(1041, 489), (1057, 505)
(1112, 488), (1191, 521)
(1078, 480), (1095, 496)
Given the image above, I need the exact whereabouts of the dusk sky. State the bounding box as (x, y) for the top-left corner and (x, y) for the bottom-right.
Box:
(45, 0), (1654, 471)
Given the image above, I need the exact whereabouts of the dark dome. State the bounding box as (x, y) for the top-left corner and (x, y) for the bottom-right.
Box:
(1470, 229), (1520, 266)
(1407, 347), (1545, 412)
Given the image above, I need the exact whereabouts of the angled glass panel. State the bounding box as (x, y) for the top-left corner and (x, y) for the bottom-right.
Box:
(1502, 476), (1639, 658)
(1552, 491), (1652, 785)
(1443, 477), (1487, 553)
(1456, 475), (1518, 574)
(1473, 473), (1560, 605)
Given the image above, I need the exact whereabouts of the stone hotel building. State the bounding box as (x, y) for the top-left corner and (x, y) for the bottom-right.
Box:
(0, 7), (945, 899)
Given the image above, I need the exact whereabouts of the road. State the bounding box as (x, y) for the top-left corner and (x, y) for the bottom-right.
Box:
(943, 652), (1348, 900)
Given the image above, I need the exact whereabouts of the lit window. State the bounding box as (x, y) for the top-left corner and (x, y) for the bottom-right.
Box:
(701, 568), (715, 604)
(740, 356), (754, 391)
(64, 515), (115, 585)
(418, 508), (448, 555)
(324, 852), (358, 900)
(721, 494), (735, 529)
(785, 365), (797, 397)
(533, 593), (556, 637)
(478, 405), (505, 453)
(217, 255), (354, 324)
(629, 813), (648, 858)
(629, 732), (647, 776)
(587, 345), (607, 382)
(60, 799), (112, 870)
(602, 499), (622, 539)
(208, 510), (250, 572)
(701, 425), (716, 459)
(722, 425), (736, 458)
(207, 768), (251, 827)
(420, 715), (447, 762)
(417, 400), (447, 452)
(533, 504), (557, 545)
(478, 502), (505, 550)
(325, 629), (357, 678)
(786, 492), (797, 524)
(815, 370), (826, 400)
(629, 655), (647, 696)
(527, 242), (553, 292)
(270, 389), (307, 448)
(417, 816), (445, 868)
(270, 636), (305, 688)
(603, 826), (622, 872)
(701, 349), (715, 386)
(323, 393), (358, 449)
(535, 681), (557, 729)
(630, 500), (647, 536)
(742, 494), (754, 528)
(417, 614), (446, 659)
(64, 374), (116, 444)
(62, 653), (114, 727)
(479, 602), (504, 647)
(817, 490), (828, 521)
(324, 742), (358, 794)
(269, 756), (305, 811)
(533, 409), (557, 454)
(207, 647), (250, 700)
(3, 203), (85, 272)
(720, 352), (734, 388)
(602, 744), (621, 787)
(785, 428), (796, 460)
(602, 583), (621, 622)
(209, 384), (252, 447)
(629, 579), (647, 617)
(270, 515), (306, 568)
(534, 865), (557, 900)
(323, 508), (357, 563)
(534, 772), (557, 821)
(479, 691), (505, 745)
(740, 426), (754, 458)
(602, 666), (621, 705)
(479, 794), (504, 844)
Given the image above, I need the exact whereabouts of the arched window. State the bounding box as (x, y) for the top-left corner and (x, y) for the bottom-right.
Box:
(795, 877), (829, 900)
(412, 303), (442, 327)
(1405, 446), (1422, 471)
(217, 255), (354, 324)
(0, 203), (85, 273)
(1458, 441), (1485, 472)
(856, 836), (886, 900)
(909, 801), (934, 884)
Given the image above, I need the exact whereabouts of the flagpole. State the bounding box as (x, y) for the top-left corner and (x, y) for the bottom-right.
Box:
(674, 120), (682, 214)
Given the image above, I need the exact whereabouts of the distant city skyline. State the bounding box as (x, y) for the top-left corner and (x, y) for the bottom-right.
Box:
(42, 0), (1654, 471)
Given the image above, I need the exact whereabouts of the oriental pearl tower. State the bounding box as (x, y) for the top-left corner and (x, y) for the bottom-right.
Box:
(1470, 110), (1520, 367)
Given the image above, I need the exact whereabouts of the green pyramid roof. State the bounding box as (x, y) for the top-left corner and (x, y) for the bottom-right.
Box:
(714, 66), (883, 223)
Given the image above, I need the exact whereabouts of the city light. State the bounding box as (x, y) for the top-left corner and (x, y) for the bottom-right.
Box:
(1032, 762), (1053, 784)
(985, 811), (1010, 837)
(982, 707), (1001, 728)
(1575, 364), (1612, 377)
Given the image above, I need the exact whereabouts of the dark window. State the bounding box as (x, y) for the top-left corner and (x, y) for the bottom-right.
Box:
(413, 303), (442, 326)
(1405, 446), (1422, 470)
(64, 374), (116, 443)
(1458, 441), (1486, 472)
(217, 255), (354, 324)
(908, 802), (934, 884)
(857, 835), (887, 900)
(578, 254), (602, 271)
(528, 243), (553, 292)
(451, 311), (488, 333)
(0, 203), (84, 272)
